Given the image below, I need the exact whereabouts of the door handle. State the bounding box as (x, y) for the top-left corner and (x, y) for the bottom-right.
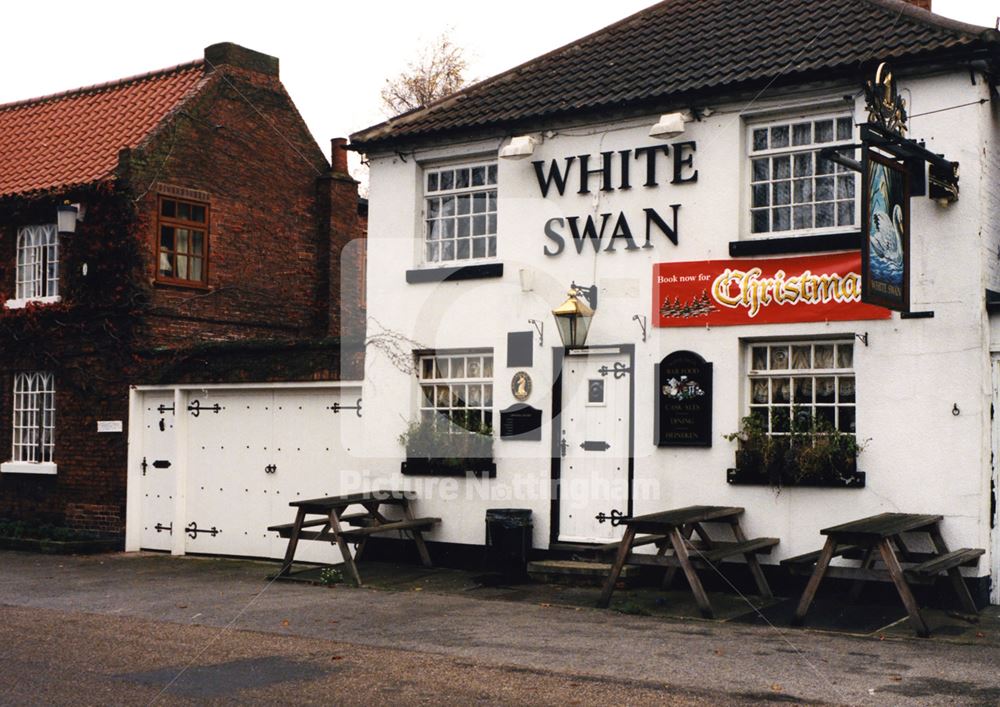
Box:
(560, 431), (568, 458)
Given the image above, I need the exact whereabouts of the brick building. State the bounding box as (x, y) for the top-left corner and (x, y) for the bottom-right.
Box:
(0, 43), (364, 534)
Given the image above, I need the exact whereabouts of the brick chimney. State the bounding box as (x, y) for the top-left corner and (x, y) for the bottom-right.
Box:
(203, 43), (279, 77)
(331, 137), (350, 175)
(906, 0), (931, 11)
(316, 138), (364, 349)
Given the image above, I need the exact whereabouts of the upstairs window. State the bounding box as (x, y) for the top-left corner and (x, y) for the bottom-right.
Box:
(749, 115), (856, 236)
(158, 196), (208, 284)
(424, 162), (497, 264)
(15, 224), (59, 302)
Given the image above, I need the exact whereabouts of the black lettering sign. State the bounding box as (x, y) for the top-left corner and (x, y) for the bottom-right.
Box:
(500, 404), (542, 441)
(655, 351), (712, 447)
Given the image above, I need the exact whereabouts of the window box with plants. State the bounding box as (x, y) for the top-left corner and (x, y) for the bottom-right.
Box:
(399, 416), (496, 478)
(725, 412), (866, 489)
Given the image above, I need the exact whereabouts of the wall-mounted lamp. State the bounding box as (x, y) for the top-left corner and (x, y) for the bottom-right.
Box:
(552, 282), (597, 348)
(57, 201), (80, 235)
(649, 108), (712, 140)
(528, 318), (544, 347)
(499, 134), (541, 160)
(519, 268), (534, 292)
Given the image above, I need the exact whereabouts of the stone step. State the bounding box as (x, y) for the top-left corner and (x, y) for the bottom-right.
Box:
(527, 560), (641, 586)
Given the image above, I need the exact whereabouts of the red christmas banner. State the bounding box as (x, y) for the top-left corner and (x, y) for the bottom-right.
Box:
(653, 253), (891, 327)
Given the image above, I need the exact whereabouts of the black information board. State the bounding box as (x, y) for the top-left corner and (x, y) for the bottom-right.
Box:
(500, 403), (542, 441)
(507, 331), (534, 368)
(655, 350), (712, 447)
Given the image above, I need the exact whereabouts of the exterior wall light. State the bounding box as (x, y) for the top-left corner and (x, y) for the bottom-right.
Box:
(649, 110), (692, 140)
(499, 134), (541, 160)
(552, 282), (597, 348)
(57, 201), (79, 235)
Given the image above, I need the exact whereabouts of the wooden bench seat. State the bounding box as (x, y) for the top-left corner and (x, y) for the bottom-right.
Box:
(906, 548), (985, 577)
(780, 545), (863, 568)
(339, 517), (441, 538)
(697, 538), (779, 562)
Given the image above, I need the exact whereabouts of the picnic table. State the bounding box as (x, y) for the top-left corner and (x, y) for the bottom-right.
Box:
(596, 505), (778, 618)
(268, 490), (441, 586)
(785, 512), (984, 637)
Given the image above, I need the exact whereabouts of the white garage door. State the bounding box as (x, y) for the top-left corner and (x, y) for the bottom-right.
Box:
(127, 384), (365, 562)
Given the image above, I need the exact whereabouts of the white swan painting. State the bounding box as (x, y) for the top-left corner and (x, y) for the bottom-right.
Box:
(867, 160), (905, 288)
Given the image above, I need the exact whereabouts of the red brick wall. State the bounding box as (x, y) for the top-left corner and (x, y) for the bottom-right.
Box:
(0, 48), (364, 534)
(129, 59), (336, 347)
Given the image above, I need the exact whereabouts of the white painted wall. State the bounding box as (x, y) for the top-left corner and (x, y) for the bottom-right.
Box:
(362, 70), (996, 577)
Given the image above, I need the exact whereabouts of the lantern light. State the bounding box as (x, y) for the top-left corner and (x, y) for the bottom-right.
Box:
(552, 282), (597, 348)
(57, 202), (79, 235)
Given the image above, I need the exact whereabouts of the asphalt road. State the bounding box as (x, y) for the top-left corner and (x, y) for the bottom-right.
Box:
(1, 551), (999, 705)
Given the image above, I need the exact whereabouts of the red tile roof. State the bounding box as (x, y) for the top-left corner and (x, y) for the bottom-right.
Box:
(351, 0), (1000, 150)
(0, 61), (207, 198)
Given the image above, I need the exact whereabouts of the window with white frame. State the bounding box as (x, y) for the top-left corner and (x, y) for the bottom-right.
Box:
(15, 224), (59, 301)
(424, 162), (497, 264)
(748, 115), (856, 236)
(747, 341), (855, 436)
(11, 371), (55, 464)
(418, 351), (494, 432)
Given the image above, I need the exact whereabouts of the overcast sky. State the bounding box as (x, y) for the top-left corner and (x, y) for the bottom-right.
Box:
(2, 1), (995, 178)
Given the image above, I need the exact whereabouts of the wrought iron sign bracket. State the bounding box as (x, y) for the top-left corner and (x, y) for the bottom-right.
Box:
(632, 314), (647, 342)
(528, 318), (544, 346)
(328, 398), (363, 417)
(855, 332), (869, 347)
(861, 124), (957, 202)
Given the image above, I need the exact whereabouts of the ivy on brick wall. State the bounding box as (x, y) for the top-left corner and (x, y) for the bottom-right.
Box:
(0, 181), (148, 394)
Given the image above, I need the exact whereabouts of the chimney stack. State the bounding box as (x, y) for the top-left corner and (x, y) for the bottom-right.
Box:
(331, 138), (350, 175)
(906, 0), (931, 11)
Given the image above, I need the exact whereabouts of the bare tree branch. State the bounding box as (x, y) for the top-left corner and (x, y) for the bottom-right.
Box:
(381, 32), (469, 116)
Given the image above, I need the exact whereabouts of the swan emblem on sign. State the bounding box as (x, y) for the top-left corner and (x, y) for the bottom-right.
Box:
(870, 203), (903, 265)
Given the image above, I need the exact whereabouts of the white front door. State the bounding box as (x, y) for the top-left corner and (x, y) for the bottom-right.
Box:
(557, 349), (632, 544)
(138, 392), (176, 551)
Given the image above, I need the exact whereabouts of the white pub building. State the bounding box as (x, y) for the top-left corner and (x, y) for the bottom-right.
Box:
(350, 0), (1000, 603)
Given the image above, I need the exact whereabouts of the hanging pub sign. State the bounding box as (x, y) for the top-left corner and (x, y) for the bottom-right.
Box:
(861, 148), (910, 312)
(652, 254), (890, 327)
(655, 351), (712, 447)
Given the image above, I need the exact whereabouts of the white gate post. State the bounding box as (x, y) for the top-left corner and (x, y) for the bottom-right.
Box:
(124, 387), (144, 552)
(171, 388), (189, 556)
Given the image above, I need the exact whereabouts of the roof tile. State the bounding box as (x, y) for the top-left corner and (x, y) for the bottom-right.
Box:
(352, 0), (998, 149)
(0, 61), (207, 198)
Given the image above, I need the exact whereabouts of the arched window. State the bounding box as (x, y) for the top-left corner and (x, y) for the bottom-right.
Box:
(16, 224), (59, 301)
(12, 371), (55, 464)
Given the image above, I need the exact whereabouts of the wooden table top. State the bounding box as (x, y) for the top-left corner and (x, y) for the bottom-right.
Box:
(624, 505), (744, 533)
(289, 490), (415, 511)
(821, 513), (943, 542)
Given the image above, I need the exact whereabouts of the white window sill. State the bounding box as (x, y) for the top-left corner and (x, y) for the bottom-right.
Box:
(5, 296), (62, 309)
(1, 461), (57, 475)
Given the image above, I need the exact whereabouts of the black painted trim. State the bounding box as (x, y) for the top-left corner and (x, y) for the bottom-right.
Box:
(728, 232), (861, 257)
(406, 263), (504, 283)
(900, 311), (934, 319)
(988, 289), (1000, 314)
(549, 344), (636, 545)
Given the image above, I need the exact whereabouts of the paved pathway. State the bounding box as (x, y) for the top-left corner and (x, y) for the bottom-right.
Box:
(1, 551), (999, 705)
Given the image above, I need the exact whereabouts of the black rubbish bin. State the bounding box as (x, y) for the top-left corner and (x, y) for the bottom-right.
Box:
(484, 508), (533, 580)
